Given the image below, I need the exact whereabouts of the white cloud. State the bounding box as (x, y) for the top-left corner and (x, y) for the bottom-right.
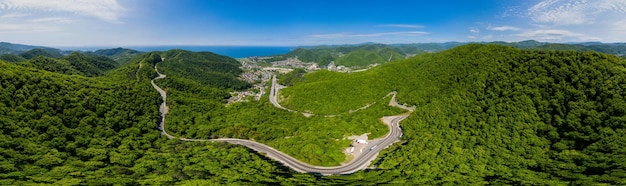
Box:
(469, 28), (480, 33)
(28, 17), (76, 24)
(0, 13), (27, 19)
(514, 29), (600, 41)
(516, 0), (626, 42)
(0, 0), (128, 44)
(528, 0), (626, 26)
(0, 0), (126, 23)
(487, 26), (520, 31)
(612, 20), (626, 31)
(0, 23), (61, 33)
(309, 31), (429, 39)
(378, 24), (424, 28)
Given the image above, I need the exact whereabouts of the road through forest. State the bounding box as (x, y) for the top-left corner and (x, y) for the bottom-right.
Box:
(150, 63), (413, 175)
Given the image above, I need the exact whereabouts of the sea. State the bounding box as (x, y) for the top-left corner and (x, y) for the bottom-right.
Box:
(128, 46), (294, 58)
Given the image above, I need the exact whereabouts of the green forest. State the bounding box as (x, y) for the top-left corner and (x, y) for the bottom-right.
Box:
(0, 44), (625, 185)
(267, 44), (408, 67)
(152, 49), (403, 166)
(279, 44), (626, 184)
(261, 40), (626, 68)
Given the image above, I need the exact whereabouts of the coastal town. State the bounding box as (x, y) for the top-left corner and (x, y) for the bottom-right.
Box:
(227, 55), (381, 105)
(226, 68), (272, 104)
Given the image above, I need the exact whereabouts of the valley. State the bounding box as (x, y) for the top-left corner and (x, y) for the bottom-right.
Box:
(4, 0), (626, 184)
(0, 42), (625, 185)
(150, 58), (414, 174)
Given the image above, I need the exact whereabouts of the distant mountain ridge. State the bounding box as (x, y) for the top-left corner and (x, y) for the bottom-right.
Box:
(278, 45), (626, 184)
(0, 42), (143, 64)
(84, 47), (143, 64)
(2, 41), (626, 67)
(0, 42), (59, 55)
(275, 40), (626, 67)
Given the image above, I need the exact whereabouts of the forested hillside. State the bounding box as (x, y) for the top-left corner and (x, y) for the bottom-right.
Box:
(19, 48), (63, 59)
(158, 50), (250, 90)
(86, 47), (143, 64)
(278, 44), (626, 184)
(15, 52), (119, 77)
(1, 44), (624, 185)
(152, 49), (404, 166)
(0, 54), (27, 63)
(271, 41), (626, 69)
(275, 44), (408, 67)
(0, 42), (57, 55)
(0, 60), (163, 184)
(0, 54), (316, 185)
(334, 47), (405, 66)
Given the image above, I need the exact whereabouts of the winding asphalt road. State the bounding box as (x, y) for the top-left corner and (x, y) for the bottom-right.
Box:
(268, 75), (293, 112)
(150, 63), (413, 175)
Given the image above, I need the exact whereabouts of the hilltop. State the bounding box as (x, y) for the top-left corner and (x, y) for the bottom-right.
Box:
(85, 47), (143, 64)
(254, 41), (626, 70)
(0, 42), (143, 64)
(272, 44), (407, 68)
(0, 42), (624, 185)
(150, 49), (404, 166)
(0, 49), (312, 185)
(0, 42), (60, 55)
(278, 44), (626, 184)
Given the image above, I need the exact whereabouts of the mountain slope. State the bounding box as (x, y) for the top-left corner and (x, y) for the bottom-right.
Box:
(282, 48), (334, 66)
(18, 56), (82, 75)
(279, 44), (626, 184)
(0, 55), (300, 185)
(14, 52), (119, 77)
(87, 47), (143, 64)
(2, 43), (625, 184)
(334, 47), (405, 66)
(0, 42), (58, 54)
(280, 41), (626, 68)
(19, 48), (63, 59)
(158, 49), (250, 90)
(151, 49), (402, 166)
(0, 54), (27, 62)
(63, 52), (119, 76)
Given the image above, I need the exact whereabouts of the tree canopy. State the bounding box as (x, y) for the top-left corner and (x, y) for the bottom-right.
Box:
(0, 44), (624, 185)
(279, 44), (626, 184)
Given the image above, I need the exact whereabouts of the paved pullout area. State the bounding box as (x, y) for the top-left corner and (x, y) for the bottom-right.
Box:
(150, 62), (413, 175)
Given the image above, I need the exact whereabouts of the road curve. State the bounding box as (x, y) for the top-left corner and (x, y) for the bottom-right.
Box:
(151, 64), (413, 175)
(150, 64), (175, 139)
(268, 75), (294, 112)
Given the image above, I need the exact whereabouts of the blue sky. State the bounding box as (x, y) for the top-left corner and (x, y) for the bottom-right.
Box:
(1, 0), (626, 46)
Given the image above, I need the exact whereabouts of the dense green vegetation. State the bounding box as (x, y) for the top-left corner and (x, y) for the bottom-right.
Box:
(269, 41), (626, 69)
(0, 54), (27, 63)
(158, 50), (250, 90)
(275, 44), (409, 67)
(277, 68), (306, 86)
(2, 43), (625, 185)
(63, 53), (118, 76)
(0, 54), (323, 185)
(286, 48), (332, 65)
(279, 44), (626, 184)
(153, 49), (403, 166)
(19, 48), (63, 59)
(16, 52), (119, 77)
(85, 47), (143, 64)
(0, 42), (57, 55)
(334, 47), (405, 66)
(494, 40), (626, 56)
(0, 60), (162, 184)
